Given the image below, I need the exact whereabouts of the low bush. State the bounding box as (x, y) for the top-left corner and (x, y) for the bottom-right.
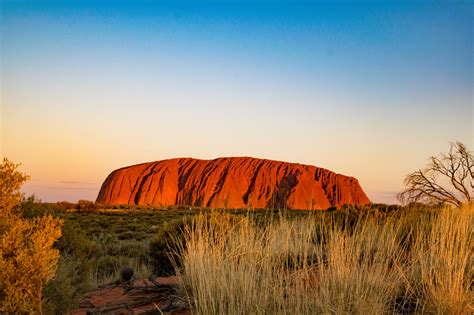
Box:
(77, 199), (99, 212)
(149, 216), (195, 276)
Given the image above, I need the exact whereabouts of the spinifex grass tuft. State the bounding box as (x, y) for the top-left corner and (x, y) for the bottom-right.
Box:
(173, 205), (473, 314)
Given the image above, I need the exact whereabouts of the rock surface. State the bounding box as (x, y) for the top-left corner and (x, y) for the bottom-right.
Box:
(71, 277), (189, 315)
(96, 157), (370, 210)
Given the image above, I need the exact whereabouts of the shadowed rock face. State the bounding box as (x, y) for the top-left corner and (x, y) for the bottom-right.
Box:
(96, 157), (370, 210)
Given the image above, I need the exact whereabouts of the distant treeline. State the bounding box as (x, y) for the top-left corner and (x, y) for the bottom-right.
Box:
(21, 194), (439, 215)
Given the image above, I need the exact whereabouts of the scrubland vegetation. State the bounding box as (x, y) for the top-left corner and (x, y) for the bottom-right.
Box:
(2, 199), (472, 314)
(33, 205), (201, 314)
(11, 200), (412, 314)
(175, 204), (473, 314)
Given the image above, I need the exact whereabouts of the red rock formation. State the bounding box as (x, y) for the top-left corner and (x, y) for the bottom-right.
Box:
(96, 157), (370, 210)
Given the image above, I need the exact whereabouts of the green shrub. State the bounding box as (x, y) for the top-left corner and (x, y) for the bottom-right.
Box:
(43, 255), (91, 315)
(19, 195), (57, 218)
(149, 216), (194, 276)
(57, 221), (97, 258)
(77, 200), (98, 212)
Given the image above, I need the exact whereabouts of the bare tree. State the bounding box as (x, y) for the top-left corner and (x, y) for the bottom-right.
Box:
(398, 141), (473, 207)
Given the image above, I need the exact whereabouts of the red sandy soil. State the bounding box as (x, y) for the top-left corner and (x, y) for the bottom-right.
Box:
(97, 157), (370, 210)
(72, 276), (190, 315)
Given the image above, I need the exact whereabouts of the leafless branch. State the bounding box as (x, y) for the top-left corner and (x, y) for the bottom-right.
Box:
(398, 141), (473, 207)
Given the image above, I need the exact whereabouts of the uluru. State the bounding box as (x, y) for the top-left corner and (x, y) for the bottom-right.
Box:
(96, 157), (370, 210)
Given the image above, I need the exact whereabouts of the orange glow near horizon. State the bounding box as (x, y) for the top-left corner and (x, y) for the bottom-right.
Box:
(1, 2), (472, 204)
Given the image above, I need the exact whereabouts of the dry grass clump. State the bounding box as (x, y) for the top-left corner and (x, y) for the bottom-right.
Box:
(310, 217), (406, 314)
(408, 205), (473, 314)
(172, 205), (473, 314)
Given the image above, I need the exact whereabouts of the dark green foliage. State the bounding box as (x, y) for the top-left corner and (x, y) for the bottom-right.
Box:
(149, 216), (195, 276)
(57, 221), (97, 258)
(77, 199), (99, 212)
(34, 206), (204, 314)
(42, 256), (90, 315)
(19, 195), (57, 218)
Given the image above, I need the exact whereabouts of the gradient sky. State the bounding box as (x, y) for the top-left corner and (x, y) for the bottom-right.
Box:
(1, 0), (472, 204)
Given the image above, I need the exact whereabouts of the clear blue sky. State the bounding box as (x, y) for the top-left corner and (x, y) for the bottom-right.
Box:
(1, 0), (472, 203)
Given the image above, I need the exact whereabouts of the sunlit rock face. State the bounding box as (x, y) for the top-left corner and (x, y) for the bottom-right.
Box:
(96, 157), (370, 210)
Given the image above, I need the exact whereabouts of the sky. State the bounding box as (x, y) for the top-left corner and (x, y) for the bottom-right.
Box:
(1, 0), (472, 204)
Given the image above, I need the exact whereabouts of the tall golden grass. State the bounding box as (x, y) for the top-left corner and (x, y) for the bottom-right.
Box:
(172, 205), (473, 314)
(410, 205), (473, 313)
